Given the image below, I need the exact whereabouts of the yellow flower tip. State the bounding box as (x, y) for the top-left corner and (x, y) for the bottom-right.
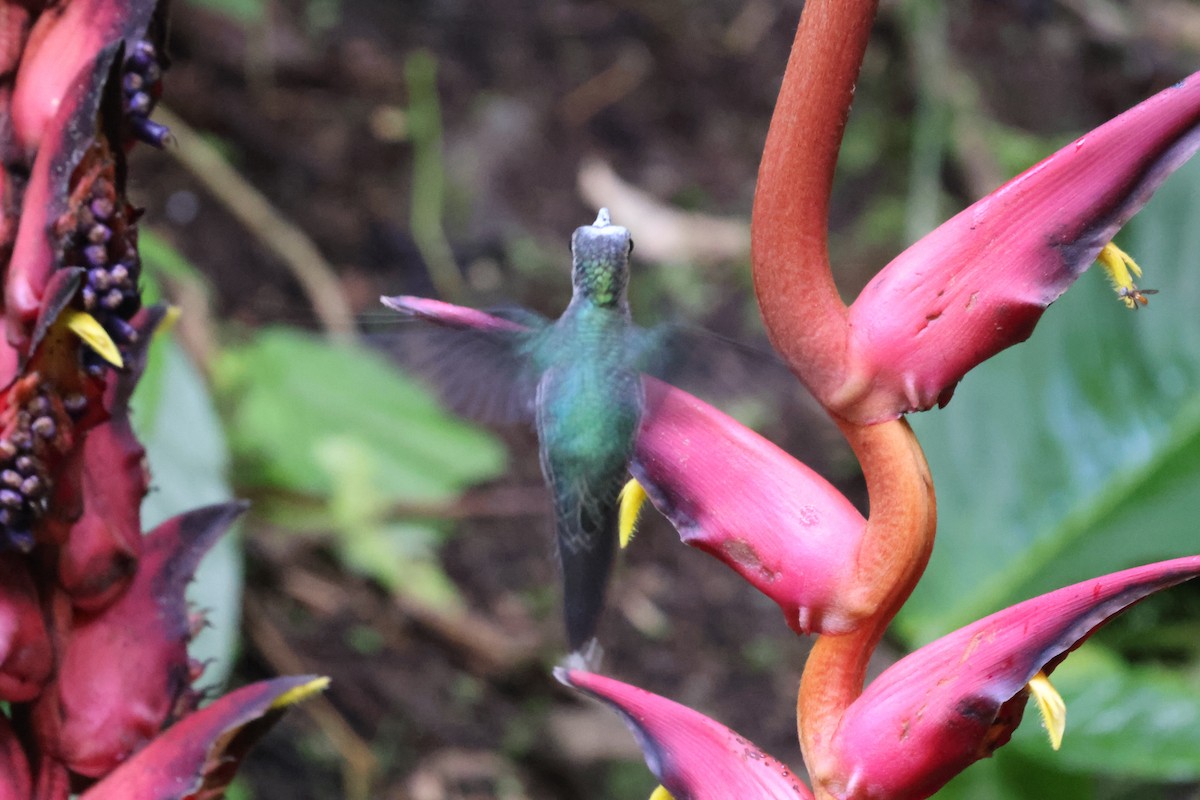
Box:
(61, 309), (124, 368)
(158, 305), (183, 335)
(649, 786), (676, 800)
(618, 478), (649, 549)
(270, 676), (331, 710)
(1096, 242), (1157, 310)
(1027, 670), (1066, 751)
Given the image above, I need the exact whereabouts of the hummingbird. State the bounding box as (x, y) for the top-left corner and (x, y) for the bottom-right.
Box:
(382, 209), (655, 655)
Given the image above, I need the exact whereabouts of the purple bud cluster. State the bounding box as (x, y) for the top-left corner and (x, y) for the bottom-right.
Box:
(0, 388), (76, 552)
(70, 180), (142, 371)
(122, 40), (169, 147)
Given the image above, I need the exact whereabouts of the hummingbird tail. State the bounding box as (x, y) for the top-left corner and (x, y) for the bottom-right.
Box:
(557, 520), (618, 653)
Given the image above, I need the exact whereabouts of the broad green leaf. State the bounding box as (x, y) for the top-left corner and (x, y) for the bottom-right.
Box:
(211, 326), (506, 504)
(314, 436), (462, 609)
(132, 335), (242, 689)
(900, 154), (1200, 645)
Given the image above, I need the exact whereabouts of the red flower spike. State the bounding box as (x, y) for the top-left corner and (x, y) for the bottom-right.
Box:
(634, 378), (868, 635)
(0, 553), (53, 702)
(811, 555), (1200, 800)
(80, 675), (329, 800)
(34, 502), (249, 777)
(558, 669), (813, 800)
(0, 713), (32, 800)
(9, 0), (159, 158)
(57, 308), (163, 611)
(832, 74), (1200, 423)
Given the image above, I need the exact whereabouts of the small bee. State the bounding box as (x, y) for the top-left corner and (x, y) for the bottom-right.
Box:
(1116, 285), (1159, 310)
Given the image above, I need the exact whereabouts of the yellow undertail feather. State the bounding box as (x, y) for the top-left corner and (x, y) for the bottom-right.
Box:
(619, 478), (649, 549)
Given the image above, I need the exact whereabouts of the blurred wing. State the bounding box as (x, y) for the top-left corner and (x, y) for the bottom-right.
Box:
(372, 298), (551, 425)
(633, 322), (788, 407)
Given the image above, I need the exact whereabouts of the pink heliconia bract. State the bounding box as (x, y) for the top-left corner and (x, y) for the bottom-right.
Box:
(33, 502), (249, 778)
(635, 377), (867, 635)
(0, 553), (52, 702)
(79, 675), (328, 800)
(565, 556), (1200, 800)
(559, 668), (814, 800)
(829, 73), (1200, 424)
(0, 714), (32, 800)
(815, 555), (1200, 800)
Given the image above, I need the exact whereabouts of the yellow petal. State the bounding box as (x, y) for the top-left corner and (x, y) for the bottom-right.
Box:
(619, 478), (649, 549)
(270, 676), (331, 710)
(62, 310), (124, 368)
(1027, 670), (1066, 750)
(1095, 242), (1153, 309)
(649, 787), (675, 800)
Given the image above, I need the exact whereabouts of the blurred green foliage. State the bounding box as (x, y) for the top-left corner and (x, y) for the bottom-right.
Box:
(211, 326), (507, 605)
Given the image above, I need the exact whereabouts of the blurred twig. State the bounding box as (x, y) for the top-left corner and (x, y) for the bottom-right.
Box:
(405, 51), (467, 302)
(154, 105), (357, 342)
(244, 595), (379, 800)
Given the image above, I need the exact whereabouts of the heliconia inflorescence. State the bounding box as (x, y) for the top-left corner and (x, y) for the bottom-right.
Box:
(0, 0), (320, 796)
(546, 2), (1200, 799)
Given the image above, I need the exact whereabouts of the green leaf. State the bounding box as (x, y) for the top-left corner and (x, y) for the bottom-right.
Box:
(899, 153), (1200, 645)
(211, 327), (507, 504)
(132, 334), (242, 689)
(314, 436), (462, 608)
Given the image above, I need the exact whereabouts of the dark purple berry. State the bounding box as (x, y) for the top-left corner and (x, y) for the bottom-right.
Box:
(84, 244), (109, 267)
(63, 394), (87, 416)
(9, 432), (32, 452)
(7, 528), (34, 553)
(1, 471), (21, 489)
(19, 476), (41, 499)
(82, 285), (98, 310)
(129, 40), (156, 68)
(127, 91), (152, 116)
(0, 441), (15, 461)
(123, 72), (145, 93)
(0, 489), (23, 508)
(87, 224), (112, 244)
(89, 267), (113, 291)
(31, 417), (55, 440)
(90, 197), (115, 220)
(102, 289), (124, 310)
(131, 117), (171, 148)
(109, 264), (129, 285)
(15, 456), (36, 475)
(108, 317), (139, 345)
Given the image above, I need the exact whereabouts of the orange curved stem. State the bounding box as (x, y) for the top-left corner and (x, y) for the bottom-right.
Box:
(798, 417), (937, 797)
(751, 0), (878, 404)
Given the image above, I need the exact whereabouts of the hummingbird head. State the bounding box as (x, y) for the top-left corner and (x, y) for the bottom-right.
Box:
(570, 208), (633, 308)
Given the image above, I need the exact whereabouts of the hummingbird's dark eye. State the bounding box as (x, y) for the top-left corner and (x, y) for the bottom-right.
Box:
(627, 239), (635, 255)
